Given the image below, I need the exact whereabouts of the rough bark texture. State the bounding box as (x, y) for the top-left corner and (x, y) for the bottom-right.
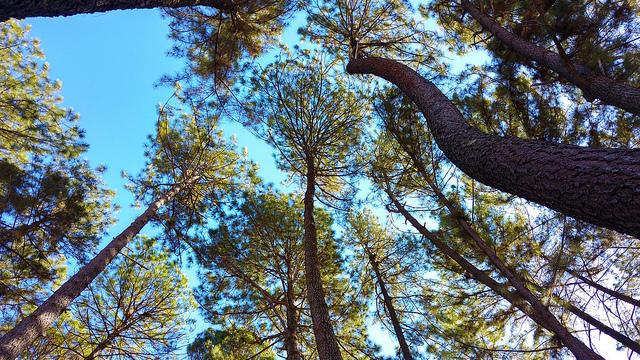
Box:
(0, 0), (234, 21)
(303, 161), (343, 360)
(367, 252), (414, 360)
(347, 57), (640, 238)
(0, 180), (190, 360)
(460, 0), (640, 116)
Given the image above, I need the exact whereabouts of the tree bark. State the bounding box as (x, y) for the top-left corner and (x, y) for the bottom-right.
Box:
(459, 0), (640, 116)
(0, 0), (235, 21)
(303, 159), (343, 360)
(366, 251), (414, 360)
(0, 179), (192, 360)
(347, 57), (640, 239)
(284, 266), (302, 360)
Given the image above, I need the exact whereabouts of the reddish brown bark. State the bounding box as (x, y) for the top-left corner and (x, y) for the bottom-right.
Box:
(460, 0), (640, 116)
(0, 0), (235, 21)
(0, 180), (192, 360)
(347, 57), (640, 238)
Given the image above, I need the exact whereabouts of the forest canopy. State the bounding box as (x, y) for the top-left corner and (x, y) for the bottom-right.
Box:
(1, 1), (640, 360)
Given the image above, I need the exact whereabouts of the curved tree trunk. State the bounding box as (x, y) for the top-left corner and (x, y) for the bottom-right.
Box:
(0, 0), (234, 21)
(303, 160), (343, 360)
(460, 0), (640, 116)
(366, 251), (414, 360)
(347, 57), (640, 238)
(0, 179), (193, 360)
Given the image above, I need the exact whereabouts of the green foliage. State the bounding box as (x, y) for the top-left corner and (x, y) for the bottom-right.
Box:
(194, 187), (374, 359)
(128, 87), (258, 253)
(0, 20), (114, 332)
(162, 0), (298, 100)
(248, 50), (368, 204)
(188, 326), (276, 360)
(22, 236), (196, 359)
(300, 0), (433, 63)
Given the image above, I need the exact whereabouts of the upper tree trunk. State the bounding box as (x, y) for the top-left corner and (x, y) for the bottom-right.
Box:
(347, 57), (640, 239)
(0, 180), (192, 360)
(460, 0), (640, 116)
(303, 160), (343, 360)
(0, 0), (235, 21)
(367, 252), (414, 360)
(284, 265), (302, 360)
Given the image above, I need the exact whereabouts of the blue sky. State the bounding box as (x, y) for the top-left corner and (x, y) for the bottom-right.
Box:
(27, 10), (283, 237)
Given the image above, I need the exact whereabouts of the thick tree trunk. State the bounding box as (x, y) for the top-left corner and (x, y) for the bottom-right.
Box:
(303, 160), (342, 360)
(459, 0), (640, 116)
(347, 57), (640, 238)
(0, 180), (192, 360)
(367, 252), (414, 360)
(0, 0), (234, 21)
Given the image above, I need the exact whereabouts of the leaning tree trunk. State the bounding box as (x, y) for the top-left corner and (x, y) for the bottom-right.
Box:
(366, 251), (414, 360)
(347, 57), (640, 239)
(0, 0), (234, 21)
(460, 0), (640, 116)
(383, 188), (605, 360)
(303, 160), (343, 360)
(0, 179), (193, 360)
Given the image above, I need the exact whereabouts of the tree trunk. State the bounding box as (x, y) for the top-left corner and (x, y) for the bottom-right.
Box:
(0, 0), (235, 21)
(567, 269), (640, 308)
(347, 57), (640, 239)
(284, 267), (302, 360)
(366, 251), (414, 360)
(383, 186), (605, 360)
(460, 0), (640, 116)
(0, 179), (192, 360)
(303, 159), (343, 360)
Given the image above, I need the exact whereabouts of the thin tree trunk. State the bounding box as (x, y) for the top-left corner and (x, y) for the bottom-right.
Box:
(0, 179), (193, 360)
(303, 159), (342, 360)
(347, 57), (640, 238)
(382, 185), (605, 360)
(567, 269), (640, 308)
(565, 303), (640, 356)
(527, 280), (640, 356)
(0, 0), (235, 21)
(460, 0), (640, 116)
(284, 266), (302, 360)
(366, 251), (414, 360)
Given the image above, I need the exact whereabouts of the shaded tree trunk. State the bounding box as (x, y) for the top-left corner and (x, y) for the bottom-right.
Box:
(0, 179), (193, 360)
(460, 0), (640, 116)
(366, 251), (414, 360)
(0, 0), (236, 21)
(347, 57), (640, 238)
(303, 160), (342, 360)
